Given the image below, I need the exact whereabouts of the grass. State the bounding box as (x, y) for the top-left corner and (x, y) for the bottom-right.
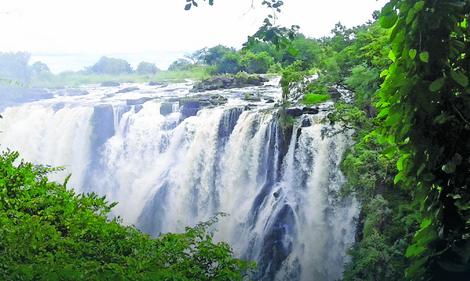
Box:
(29, 66), (212, 88)
(301, 93), (330, 105)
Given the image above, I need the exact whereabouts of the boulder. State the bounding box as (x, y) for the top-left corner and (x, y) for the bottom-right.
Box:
(57, 89), (89, 96)
(101, 81), (120, 87)
(302, 107), (319, 115)
(148, 81), (168, 87)
(301, 118), (312, 127)
(265, 98), (275, 103)
(126, 97), (152, 106)
(116, 87), (140, 94)
(328, 87), (342, 101)
(243, 92), (261, 102)
(191, 74), (268, 92)
(160, 102), (174, 116)
(179, 99), (200, 117)
(285, 107), (303, 117)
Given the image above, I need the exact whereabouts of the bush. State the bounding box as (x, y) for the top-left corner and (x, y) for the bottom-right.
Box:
(301, 93), (329, 105)
(136, 61), (159, 75)
(89, 56), (133, 75)
(0, 151), (252, 280)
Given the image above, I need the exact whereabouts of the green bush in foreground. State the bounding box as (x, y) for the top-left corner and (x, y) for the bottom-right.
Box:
(0, 151), (252, 281)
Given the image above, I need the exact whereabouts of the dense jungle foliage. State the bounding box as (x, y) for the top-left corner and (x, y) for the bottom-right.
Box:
(0, 151), (252, 280)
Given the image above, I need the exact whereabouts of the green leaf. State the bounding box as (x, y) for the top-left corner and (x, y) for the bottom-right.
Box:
(419, 51), (429, 63)
(414, 1), (425, 12)
(429, 77), (445, 92)
(409, 49), (417, 59)
(380, 69), (389, 78)
(380, 13), (398, 29)
(450, 70), (469, 87)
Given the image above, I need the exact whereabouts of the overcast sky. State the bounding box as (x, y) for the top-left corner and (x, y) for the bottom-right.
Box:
(0, 0), (387, 72)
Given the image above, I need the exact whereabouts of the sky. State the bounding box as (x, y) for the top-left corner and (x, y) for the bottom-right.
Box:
(0, 0), (387, 72)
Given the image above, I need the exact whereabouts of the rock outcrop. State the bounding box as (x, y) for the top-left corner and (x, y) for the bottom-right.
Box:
(191, 74), (268, 92)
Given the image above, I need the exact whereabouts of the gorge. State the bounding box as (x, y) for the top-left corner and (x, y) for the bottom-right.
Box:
(0, 79), (358, 281)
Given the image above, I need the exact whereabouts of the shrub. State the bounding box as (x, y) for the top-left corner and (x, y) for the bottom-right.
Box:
(301, 93), (329, 105)
(136, 61), (159, 75)
(89, 56), (133, 75)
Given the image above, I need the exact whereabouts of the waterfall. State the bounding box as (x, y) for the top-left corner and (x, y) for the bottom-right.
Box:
(0, 82), (358, 281)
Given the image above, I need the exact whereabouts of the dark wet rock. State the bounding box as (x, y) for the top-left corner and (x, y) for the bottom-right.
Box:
(179, 99), (200, 118)
(0, 86), (53, 108)
(148, 81), (168, 87)
(259, 204), (295, 280)
(328, 87), (341, 101)
(134, 105), (143, 113)
(301, 118), (311, 127)
(126, 97), (152, 106)
(116, 87), (140, 94)
(364, 104), (377, 118)
(243, 92), (261, 102)
(166, 94), (229, 118)
(302, 107), (319, 115)
(273, 191), (280, 199)
(160, 102), (174, 116)
(265, 98), (275, 103)
(285, 107), (303, 117)
(191, 74), (268, 92)
(57, 89), (89, 96)
(100, 81), (120, 87)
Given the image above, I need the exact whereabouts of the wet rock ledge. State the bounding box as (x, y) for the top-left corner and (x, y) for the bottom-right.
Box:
(191, 73), (268, 92)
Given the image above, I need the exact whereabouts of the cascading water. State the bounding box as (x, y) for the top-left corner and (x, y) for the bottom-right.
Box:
(0, 80), (358, 281)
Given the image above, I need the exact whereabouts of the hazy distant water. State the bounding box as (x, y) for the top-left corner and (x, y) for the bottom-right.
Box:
(31, 51), (188, 74)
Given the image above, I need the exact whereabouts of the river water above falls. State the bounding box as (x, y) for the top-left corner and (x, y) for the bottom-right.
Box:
(0, 79), (358, 281)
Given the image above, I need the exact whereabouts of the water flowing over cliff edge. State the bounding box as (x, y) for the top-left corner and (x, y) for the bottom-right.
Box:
(0, 79), (358, 281)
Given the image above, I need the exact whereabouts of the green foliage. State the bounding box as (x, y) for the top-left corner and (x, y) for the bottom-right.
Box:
(345, 65), (380, 109)
(240, 51), (274, 74)
(202, 45), (235, 66)
(136, 61), (159, 75)
(279, 61), (305, 100)
(375, 0), (470, 279)
(88, 56), (133, 75)
(300, 93), (329, 105)
(214, 52), (242, 74)
(0, 52), (32, 85)
(0, 151), (252, 280)
(168, 58), (194, 71)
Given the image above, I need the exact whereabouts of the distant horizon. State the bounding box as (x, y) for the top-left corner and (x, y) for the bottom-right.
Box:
(29, 51), (190, 74)
(1, 0), (387, 74)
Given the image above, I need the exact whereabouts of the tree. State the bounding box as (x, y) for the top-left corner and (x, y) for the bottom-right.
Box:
(240, 51), (273, 73)
(203, 45), (234, 66)
(89, 56), (133, 74)
(168, 58), (193, 71)
(136, 61), (159, 74)
(214, 52), (242, 74)
(0, 52), (31, 84)
(30, 61), (50, 74)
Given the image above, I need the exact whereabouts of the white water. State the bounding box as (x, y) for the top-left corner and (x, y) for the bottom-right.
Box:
(0, 80), (358, 281)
